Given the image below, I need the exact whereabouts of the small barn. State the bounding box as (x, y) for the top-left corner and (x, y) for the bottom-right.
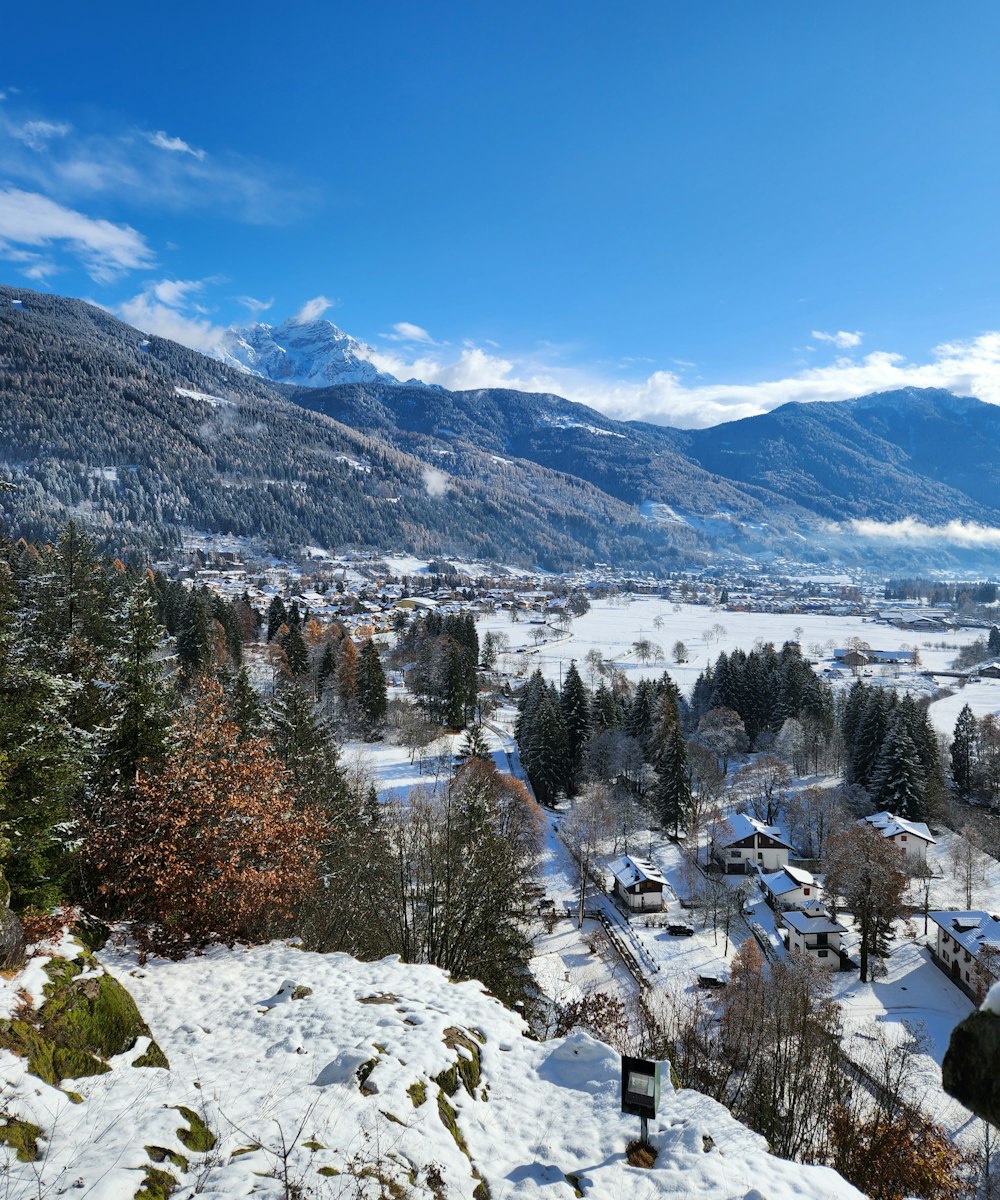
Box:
(608, 855), (667, 912)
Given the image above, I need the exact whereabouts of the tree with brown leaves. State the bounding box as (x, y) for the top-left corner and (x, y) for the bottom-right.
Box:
(86, 681), (325, 955)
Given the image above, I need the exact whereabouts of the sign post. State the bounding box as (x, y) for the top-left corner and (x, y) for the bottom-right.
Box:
(620, 1055), (661, 1147)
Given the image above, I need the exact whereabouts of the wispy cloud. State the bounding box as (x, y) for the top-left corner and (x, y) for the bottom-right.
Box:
(236, 294), (274, 315)
(812, 329), (863, 349)
(12, 119), (71, 151)
(146, 130), (205, 160)
(0, 187), (153, 283)
(294, 295), (334, 322)
(383, 321), (436, 344)
(117, 276), (225, 352)
(0, 103), (317, 225)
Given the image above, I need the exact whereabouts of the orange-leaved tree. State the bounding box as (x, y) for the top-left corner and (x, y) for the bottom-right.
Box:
(86, 681), (325, 955)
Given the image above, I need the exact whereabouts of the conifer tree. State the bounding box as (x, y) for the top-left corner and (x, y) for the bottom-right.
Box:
(266, 596), (287, 642)
(457, 723), (491, 764)
(560, 662), (591, 797)
(951, 703), (977, 799)
(989, 626), (1000, 657)
(229, 666), (264, 739)
(356, 638), (388, 731)
(656, 723), (692, 838)
(870, 717), (925, 819)
(94, 577), (171, 795)
(281, 623), (309, 676)
(336, 636), (359, 713)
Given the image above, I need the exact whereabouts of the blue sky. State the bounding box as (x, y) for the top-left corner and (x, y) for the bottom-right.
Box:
(4, 3), (1000, 426)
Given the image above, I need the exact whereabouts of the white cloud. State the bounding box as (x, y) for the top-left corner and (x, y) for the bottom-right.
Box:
(352, 327), (1000, 429)
(12, 119), (71, 151)
(116, 276), (226, 352)
(0, 103), (316, 226)
(294, 295), (334, 322)
(384, 321), (435, 344)
(146, 130), (206, 160)
(236, 294), (274, 315)
(0, 187), (153, 282)
(149, 278), (204, 307)
(421, 466), (451, 498)
(812, 329), (863, 349)
(836, 518), (1000, 547)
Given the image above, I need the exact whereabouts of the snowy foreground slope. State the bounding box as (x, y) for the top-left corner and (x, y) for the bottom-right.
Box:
(2, 940), (863, 1200)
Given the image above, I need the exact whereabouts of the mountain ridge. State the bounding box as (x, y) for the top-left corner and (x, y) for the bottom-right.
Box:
(5, 284), (1000, 570)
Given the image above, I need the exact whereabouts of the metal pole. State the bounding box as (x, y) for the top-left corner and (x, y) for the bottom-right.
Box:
(640, 1114), (649, 1146)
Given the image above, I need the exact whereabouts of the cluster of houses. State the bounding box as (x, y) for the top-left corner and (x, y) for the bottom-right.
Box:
(607, 807), (962, 978)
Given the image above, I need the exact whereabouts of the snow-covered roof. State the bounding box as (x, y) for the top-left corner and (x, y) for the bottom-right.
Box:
(929, 910), (1000, 955)
(782, 910), (846, 936)
(759, 865), (815, 896)
(721, 812), (794, 849)
(608, 855), (666, 889)
(861, 810), (936, 845)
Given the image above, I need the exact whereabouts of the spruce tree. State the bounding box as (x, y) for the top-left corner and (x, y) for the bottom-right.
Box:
(952, 703), (977, 798)
(266, 596), (287, 643)
(871, 718), (925, 819)
(229, 666), (264, 739)
(356, 639), (388, 731)
(457, 723), (491, 764)
(560, 662), (591, 797)
(656, 723), (692, 838)
(989, 626), (1000, 657)
(94, 577), (171, 795)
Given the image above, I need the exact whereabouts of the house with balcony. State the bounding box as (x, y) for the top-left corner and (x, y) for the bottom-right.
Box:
(715, 813), (794, 875)
(782, 905), (847, 969)
(928, 910), (1000, 1001)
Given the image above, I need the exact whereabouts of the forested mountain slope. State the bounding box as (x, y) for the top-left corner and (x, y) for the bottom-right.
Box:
(0, 287), (695, 568)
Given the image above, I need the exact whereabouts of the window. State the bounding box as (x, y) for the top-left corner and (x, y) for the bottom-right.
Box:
(757, 852), (763, 860)
(818, 949), (829, 958)
(901, 835), (907, 842)
(730, 850), (742, 858)
(803, 887), (810, 896)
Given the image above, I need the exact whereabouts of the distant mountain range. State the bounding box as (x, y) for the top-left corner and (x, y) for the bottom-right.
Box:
(2, 286), (1000, 572)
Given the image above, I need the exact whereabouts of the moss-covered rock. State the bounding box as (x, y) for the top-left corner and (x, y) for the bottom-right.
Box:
(133, 1040), (169, 1069)
(174, 1106), (216, 1153)
(134, 1165), (176, 1200)
(0, 1116), (41, 1162)
(407, 1080), (427, 1107)
(436, 1091), (469, 1158)
(145, 1145), (188, 1171)
(0, 952), (152, 1087)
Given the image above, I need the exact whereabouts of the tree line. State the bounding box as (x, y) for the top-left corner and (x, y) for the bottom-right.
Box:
(0, 521), (540, 1005)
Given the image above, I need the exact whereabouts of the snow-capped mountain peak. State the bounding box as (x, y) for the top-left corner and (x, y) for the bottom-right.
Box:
(214, 316), (398, 389)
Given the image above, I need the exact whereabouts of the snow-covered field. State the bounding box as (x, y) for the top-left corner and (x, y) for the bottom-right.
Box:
(477, 598), (985, 695)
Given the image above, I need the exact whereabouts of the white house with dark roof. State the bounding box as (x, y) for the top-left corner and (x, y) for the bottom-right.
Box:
(782, 906), (847, 968)
(860, 810), (936, 865)
(928, 910), (1000, 1000)
(715, 813), (794, 875)
(758, 864), (819, 911)
(608, 855), (667, 912)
